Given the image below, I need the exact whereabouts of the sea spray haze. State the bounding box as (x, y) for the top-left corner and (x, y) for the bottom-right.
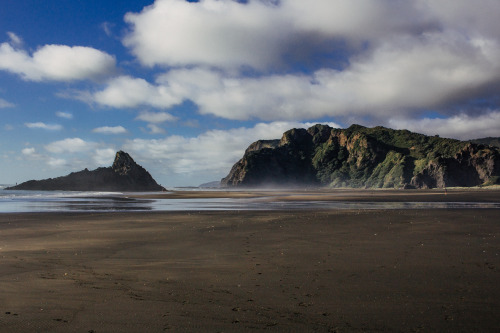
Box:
(222, 124), (500, 189)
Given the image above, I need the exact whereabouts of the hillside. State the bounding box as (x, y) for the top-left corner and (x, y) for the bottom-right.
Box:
(221, 124), (500, 189)
(6, 151), (165, 191)
(470, 137), (500, 149)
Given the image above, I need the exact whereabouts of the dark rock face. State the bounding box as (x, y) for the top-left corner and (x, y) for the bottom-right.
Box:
(221, 124), (500, 189)
(7, 151), (165, 191)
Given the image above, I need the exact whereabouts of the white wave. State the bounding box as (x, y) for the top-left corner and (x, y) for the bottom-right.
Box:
(0, 190), (123, 200)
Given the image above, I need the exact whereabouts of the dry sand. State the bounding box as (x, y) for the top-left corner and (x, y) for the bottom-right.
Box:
(1, 190), (500, 332)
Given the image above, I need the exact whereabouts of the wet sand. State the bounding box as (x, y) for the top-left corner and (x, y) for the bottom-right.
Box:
(1, 190), (500, 332)
(136, 187), (500, 202)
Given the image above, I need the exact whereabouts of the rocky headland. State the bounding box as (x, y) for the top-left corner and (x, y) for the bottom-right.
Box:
(222, 124), (500, 189)
(6, 151), (165, 191)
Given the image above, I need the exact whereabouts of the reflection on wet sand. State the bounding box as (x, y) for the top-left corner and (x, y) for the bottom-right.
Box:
(1, 188), (500, 212)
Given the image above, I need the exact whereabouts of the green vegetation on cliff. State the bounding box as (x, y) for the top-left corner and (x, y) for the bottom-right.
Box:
(470, 137), (500, 149)
(221, 124), (500, 189)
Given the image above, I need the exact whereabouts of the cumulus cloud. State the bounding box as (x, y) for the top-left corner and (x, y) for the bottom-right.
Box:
(122, 0), (440, 70)
(123, 121), (340, 185)
(424, 0), (500, 40)
(21, 147), (46, 162)
(97, 32), (500, 121)
(47, 157), (67, 168)
(93, 75), (181, 108)
(389, 111), (500, 140)
(0, 39), (116, 81)
(92, 126), (128, 135)
(93, 148), (116, 166)
(20, 142), (116, 172)
(45, 138), (96, 153)
(25, 122), (62, 131)
(123, 0), (289, 69)
(112, 0), (500, 138)
(21, 147), (36, 156)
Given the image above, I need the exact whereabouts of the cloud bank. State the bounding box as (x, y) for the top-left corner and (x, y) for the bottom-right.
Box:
(79, 0), (500, 129)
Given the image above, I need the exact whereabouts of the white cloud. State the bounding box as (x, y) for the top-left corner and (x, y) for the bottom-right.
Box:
(0, 40), (116, 82)
(47, 157), (67, 168)
(93, 148), (116, 166)
(121, 0), (443, 70)
(146, 124), (166, 134)
(61, 0), (498, 140)
(56, 111), (73, 119)
(140, 33), (500, 120)
(389, 111), (500, 140)
(25, 122), (62, 131)
(136, 110), (177, 123)
(88, 21), (500, 124)
(93, 75), (181, 108)
(123, 0), (290, 69)
(22, 147), (36, 156)
(122, 121), (340, 185)
(0, 97), (14, 108)
(45, 138), (96, 153)
(112, 0), (500, 129)
(20, 147), (44, 160)
(92, 126), (127, 135)
(159, 68), (318, 120)
(423, 0), (500, 40)
(19, 144), (116, 173)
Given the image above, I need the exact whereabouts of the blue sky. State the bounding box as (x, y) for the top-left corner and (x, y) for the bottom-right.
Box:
(1, 0), (500, 187)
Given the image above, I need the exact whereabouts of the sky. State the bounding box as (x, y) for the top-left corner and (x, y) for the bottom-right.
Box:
(1, 0), (500, 187)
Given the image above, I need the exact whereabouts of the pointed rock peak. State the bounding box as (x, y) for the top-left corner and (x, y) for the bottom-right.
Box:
(112, 151), (137, 176)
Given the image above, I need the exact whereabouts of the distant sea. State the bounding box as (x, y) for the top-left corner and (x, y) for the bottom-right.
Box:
(2, 184), (500, 213)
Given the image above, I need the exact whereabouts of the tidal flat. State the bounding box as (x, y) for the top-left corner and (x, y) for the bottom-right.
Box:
(1, 189), (499, 332)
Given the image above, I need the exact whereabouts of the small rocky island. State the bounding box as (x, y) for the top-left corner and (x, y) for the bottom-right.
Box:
(6, 151), (165, 191)
(222, 124), (500, 189)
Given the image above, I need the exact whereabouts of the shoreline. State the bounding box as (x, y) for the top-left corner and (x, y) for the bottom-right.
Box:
(1, 187), (500, 213)
(130, 187), (500, 203)
(1, 206), (499, 332)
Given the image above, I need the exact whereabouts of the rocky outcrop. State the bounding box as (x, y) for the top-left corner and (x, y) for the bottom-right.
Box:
(6, 151), (165, 191)
(221, 124), (500, 189)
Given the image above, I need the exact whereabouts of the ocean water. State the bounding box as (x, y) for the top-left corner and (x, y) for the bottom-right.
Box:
(0, 186), (141, 212)
(1, 185), (500, 212)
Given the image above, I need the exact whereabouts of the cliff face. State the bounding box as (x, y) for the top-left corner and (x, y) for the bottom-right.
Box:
(221, 124), (500, 189)
(7, 151), (165, 191)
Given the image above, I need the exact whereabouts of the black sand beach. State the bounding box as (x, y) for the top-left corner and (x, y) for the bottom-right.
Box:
(1, 189), (499, 332)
